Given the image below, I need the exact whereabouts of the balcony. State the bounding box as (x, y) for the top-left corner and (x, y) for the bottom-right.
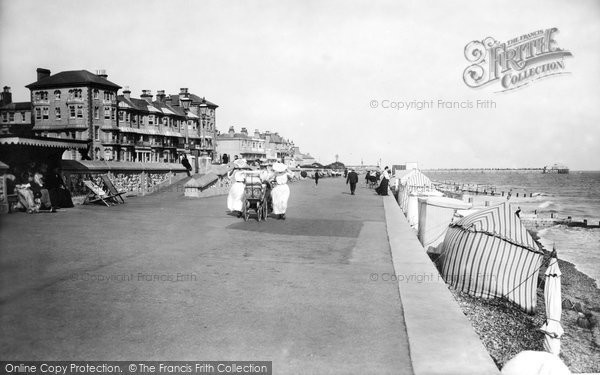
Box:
(120, 139), (134, 146)
(135, 141), (151, 149)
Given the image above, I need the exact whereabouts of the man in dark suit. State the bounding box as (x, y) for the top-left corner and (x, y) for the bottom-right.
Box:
(346, 169), (359, 195)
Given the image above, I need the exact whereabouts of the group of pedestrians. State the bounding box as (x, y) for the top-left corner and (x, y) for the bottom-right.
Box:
(226, 159), (294, 220)
(226, 161), (392, 221)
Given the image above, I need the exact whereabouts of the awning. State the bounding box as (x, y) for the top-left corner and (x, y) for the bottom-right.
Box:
(0, 137), (88, 149)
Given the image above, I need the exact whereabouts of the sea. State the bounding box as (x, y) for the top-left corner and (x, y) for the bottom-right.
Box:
(425, 171), (600, 286)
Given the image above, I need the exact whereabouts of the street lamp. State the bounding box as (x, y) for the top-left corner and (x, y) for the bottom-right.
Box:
(199, 97), (209, 157)
(180, 93), (195, 171)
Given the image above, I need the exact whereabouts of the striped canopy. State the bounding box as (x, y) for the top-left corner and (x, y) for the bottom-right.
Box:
(397, 169), (435, 212)
(440, 202), (543, 312)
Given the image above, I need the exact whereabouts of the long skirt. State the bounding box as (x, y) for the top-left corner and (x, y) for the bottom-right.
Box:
(376, 178), (389, 196)
(227, 182), (245, 212)
(271, 184), (290, 214)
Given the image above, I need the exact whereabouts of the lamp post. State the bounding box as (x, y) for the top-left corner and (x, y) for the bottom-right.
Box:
(180, 94), (197, 173)
(199, 97), (209, 158)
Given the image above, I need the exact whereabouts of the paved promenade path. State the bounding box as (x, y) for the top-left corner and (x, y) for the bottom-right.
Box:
(0, 178), (412, 374)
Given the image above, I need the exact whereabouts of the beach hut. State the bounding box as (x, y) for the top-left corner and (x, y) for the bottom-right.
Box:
(406, 190), (444, 229)
(397, 169), (435, 213)
(440, 202), (544, 313)
(417, 196), (472, 253)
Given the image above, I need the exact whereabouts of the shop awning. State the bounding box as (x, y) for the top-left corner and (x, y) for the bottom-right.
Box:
(0, 137), (89, 149)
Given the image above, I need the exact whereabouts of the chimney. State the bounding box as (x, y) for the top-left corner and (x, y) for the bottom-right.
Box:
(123, 86), (131, 100)
(228, 126), (235, 137)
(241, 127), (248, 136)
(36, 68), (51, 81)
(96, 69), (108, 79)
(179, 88), (189, 99)
(165, 95), (172, 106)
(254, 129), (260, 138)
(156, 90), (166, 103)
(1, 86), (12, 105)
(140, 89), (153, 103)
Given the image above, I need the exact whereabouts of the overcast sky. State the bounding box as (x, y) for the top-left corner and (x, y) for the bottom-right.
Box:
(1, 0), (599, 169)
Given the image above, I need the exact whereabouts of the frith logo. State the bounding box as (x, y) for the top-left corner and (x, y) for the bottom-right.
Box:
(463, 28), (573, 92)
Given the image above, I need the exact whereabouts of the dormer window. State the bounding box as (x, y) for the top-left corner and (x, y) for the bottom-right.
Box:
(54, 90), (61, 100)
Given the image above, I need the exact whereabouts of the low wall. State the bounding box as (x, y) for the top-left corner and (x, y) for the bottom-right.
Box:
(61, 160), (188, 200)
(184, 173), (232, 198)
(383, 194), (499, 375)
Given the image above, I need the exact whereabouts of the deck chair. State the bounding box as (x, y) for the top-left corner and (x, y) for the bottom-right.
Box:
(82, 180), (113, 206)
(100, 174), (126, 204)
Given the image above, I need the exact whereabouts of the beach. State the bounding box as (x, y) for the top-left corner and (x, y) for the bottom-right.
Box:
(425, 171), (600, 372)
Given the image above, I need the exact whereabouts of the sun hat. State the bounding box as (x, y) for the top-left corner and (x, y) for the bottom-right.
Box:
(272, 162), (287, 172)
(233, 158), (248, 168)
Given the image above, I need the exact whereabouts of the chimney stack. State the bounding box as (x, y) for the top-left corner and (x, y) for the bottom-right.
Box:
(228, 126), (235, 137)
(156, 90), (166, 103)
(123, 86), (131, 100)
(1, 86), (12, 105)
(254, 129), (260, 138)
(140, 89), (153, 103)
(36, 68), (51, 81)
(165, 95), (172, 106)
(241, 127), (248, 136)
(96, 69), (108, 79)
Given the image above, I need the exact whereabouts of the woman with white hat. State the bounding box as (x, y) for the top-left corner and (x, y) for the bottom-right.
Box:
(271, 162), (294, 220)
(227, 158), (249, 217)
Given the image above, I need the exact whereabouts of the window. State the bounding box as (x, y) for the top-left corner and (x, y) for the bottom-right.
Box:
(1, 112), (7, 122)
(42, 107), (49, 120)
(94, 127), (100, 141)
(111, 108), (116, 120)
(9, 112), (14, 122)
(93, 89), (99, 99)
(69, 105), (76, 118)
(104, 106), (110, 119)
(94, 106), (99, 119)
(54, 90), (61, 100)
(74, 89), (82, 100)
(76, 105), (83, 118)
(118, 111), (124, 122)
(21, 112), (26, 122)
(55, 107), (61, 120)
(148, 115), (155, 125)
(35, 108), (42, 120)
(126, 113), (130, 123)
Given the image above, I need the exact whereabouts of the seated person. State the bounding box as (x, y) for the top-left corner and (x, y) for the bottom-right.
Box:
(45, 167), (74, 208)
(31, 171), (54, 211)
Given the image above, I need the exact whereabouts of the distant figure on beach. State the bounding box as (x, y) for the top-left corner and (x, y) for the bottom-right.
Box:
(314, 170), (320, 186)
(181, 155), (192, 177)
(346, 169), (359, 195)
(375, 166), (390, 196)
(515, 206), (521, 218)
(507, 189), (512, 200)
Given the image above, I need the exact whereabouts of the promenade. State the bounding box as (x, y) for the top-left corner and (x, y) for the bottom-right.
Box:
(0, 178), (413, 374)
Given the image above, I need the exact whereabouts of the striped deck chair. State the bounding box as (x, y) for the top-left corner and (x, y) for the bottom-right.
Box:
(100, 174), (126, 204)
(82, 180), (112, 206)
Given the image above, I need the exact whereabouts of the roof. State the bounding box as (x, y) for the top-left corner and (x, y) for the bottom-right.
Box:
(0, 102), (32, 111)
(170, 94), (218, 108)
(26, 70), (122, 90)
(0, 136), (89, 149)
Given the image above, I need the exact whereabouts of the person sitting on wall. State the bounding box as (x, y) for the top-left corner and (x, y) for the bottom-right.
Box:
(181, 155), (192, 177)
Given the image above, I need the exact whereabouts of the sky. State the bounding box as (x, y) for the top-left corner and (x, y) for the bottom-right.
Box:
(1, 0), (599, 170)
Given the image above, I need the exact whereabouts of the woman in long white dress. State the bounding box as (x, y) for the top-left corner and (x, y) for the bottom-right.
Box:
(227, 159), (248, 217)
(271, 162), (295, 220)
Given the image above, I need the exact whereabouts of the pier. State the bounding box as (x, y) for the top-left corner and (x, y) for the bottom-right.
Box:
(0, 177), (499, 374)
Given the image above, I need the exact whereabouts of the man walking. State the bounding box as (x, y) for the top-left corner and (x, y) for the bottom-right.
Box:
(346, 169), (359, 195)
(314, 170), (320, 186)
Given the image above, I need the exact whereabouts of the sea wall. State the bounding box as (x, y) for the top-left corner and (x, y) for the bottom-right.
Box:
(60, 160), (188, 201)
